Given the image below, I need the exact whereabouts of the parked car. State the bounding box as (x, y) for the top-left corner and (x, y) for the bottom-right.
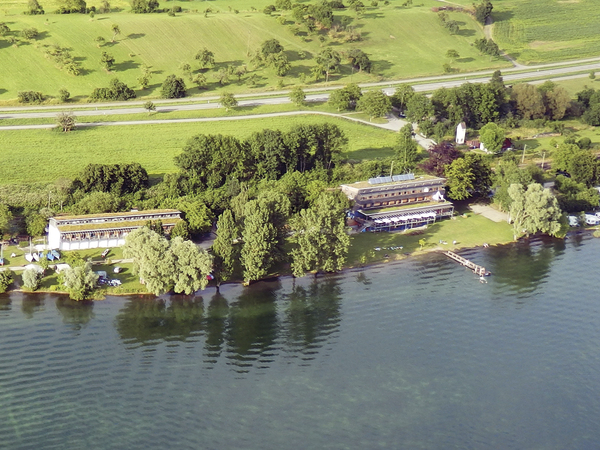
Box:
(101, 249), (110, 259)
(113, 266), (122, 274)
(585, 214), (600, 225)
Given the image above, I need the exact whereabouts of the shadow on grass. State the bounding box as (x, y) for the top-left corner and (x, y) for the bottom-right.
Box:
(493, 10), (514, 22)
(457, 57), (474, 63)
(457, 28), (476, 37)
(127, 33), (145, 39)
(115, 59), (140, 71)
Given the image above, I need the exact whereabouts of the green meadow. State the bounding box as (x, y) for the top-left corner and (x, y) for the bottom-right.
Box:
(0, 115), (397, 184)
(346, 208), (514, 266)
(492, 0), (600, 64)
(0, 0), (505, 102)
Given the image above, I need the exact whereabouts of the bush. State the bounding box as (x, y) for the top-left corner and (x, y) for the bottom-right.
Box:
(22, 268), (42, 291)
(131, 0), (160, 13)
(161, 74), (186, 99)
(20, 27), (39, 39)
(89, 78), (136, 101)
(18, 91), (44, 104)
(58, 88), (70, 102)
(0, 270), (13, 293)
(263, 4), (276, 14)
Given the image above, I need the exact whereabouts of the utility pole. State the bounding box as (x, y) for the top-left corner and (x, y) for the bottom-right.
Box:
(521, 144), (527, 164)
(541, 151), (546, 170)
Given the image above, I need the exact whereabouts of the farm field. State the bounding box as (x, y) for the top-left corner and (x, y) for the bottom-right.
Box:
(492, 0), (600, 64)
(0, 114), (397, 184)
(0, 0), (506, 102)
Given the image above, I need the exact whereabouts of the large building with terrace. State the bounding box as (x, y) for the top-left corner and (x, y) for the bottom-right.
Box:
(48, 209), (182, 250)
(341, 174), (454, 232)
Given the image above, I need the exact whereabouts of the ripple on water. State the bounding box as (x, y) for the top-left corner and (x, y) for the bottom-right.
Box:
(2, 237), (600, 448)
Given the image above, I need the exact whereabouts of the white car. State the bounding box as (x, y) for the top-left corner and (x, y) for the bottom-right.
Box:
(568, 216), (580, 227)
(585, 214), (600, 225)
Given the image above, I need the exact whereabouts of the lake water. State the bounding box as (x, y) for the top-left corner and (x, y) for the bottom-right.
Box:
(1, 233), (600, 449)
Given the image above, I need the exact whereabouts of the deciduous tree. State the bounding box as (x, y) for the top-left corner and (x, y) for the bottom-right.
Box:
(290, 193), (349, 277)
(56, 111), (76, 132)
(219, 92), (238, 111)
(356, 90), (391, 120)
(22, 268), (42, 291)
(508, 183), (561, 239)
(161, 74), (186, 98)
(290, 86), (306, 106)
(241, 201), (277, 284)
(0, 270), (13, 294)
(479, 122), (504, 153)
(62, 261), (98, 300)
(170, 237), (212, 295)
(212, 209), (239, 285)
(395, 123), (419, 173)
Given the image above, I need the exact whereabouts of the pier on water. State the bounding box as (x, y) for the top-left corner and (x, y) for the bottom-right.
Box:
(443, 251), (487, 276)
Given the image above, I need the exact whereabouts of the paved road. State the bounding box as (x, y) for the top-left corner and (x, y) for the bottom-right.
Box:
(2, 56), (600, 120)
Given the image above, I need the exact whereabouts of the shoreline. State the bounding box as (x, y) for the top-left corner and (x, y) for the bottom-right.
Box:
(3, 228), (590, 300)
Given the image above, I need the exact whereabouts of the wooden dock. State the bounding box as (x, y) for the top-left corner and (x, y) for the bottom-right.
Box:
(443, 251), (487, 276)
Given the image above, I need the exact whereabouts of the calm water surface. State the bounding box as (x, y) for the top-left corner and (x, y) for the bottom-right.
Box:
(1, 234), (600, 449)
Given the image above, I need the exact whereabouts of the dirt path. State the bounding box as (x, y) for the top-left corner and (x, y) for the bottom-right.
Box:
(469, 204), (509, 223)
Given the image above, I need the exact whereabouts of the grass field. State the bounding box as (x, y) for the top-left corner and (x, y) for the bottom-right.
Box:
(0, 114), (397, 184)
(346, 208), (514, 266)
(0, 0), (505, 102)
(492, 0), (600, 64)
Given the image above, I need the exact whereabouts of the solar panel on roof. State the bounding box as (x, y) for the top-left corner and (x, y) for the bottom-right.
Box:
(392, 173), (415, 182)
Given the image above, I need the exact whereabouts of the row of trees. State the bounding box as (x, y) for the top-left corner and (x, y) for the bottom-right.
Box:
(173, 124), (348, 191)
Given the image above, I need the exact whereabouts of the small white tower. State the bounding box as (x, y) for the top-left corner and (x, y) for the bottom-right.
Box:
(456, 122), (466, 145)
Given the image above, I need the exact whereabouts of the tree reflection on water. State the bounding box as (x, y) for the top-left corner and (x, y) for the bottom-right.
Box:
(487, 236), (566, 299)
(56, 297), (95, 331)
(114, 276), (343, 371)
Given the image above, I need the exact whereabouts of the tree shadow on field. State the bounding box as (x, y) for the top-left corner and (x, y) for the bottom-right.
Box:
(213, 59), (246, 71)
(457, 28), (476, 37)
(0, 40), (10, 50)
(362, 11), (385, 19)
(286, 49), (313, 61)
(32, 30), (50, 40)
(0, 89), (6, 95)
(457, 57), (474, 63)
(373, 59), (393, 73)
(287, 64), (312, 78)
(127, 33), (145, 39)
(115, 59), (140, 71)
(493, 10), (514, 22)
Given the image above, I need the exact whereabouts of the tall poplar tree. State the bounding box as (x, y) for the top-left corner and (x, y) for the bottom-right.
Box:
(212, 209), (239, 285)
(241, 201), (277, 284)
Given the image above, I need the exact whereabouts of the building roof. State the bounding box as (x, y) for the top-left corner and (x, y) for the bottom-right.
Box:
(53, 209), (180, 222)
(58, 217), (182, 233)
(341, 175), (444, 191)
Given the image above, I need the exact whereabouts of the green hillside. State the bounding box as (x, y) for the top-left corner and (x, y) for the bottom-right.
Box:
(0, 0), (506, 102)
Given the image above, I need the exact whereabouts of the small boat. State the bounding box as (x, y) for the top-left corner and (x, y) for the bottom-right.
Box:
(47, 253), (55, 261)
(25, 253), (34, 263)
(32, 253), (39, 262)
(51, 250), (60, 260)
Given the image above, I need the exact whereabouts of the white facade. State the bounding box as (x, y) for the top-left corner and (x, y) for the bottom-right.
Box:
(456, 122), (467, 145)
(48, 210), (182, 250)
